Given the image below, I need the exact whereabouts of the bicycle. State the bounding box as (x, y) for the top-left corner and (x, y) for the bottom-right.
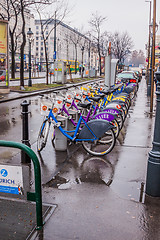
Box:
(37, 96), (116, 156)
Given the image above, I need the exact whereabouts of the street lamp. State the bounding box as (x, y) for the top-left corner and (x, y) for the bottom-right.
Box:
(145, 0), (151, 85)
(148, 18), (158, 112)
(147, 21), (158, 97)
(27, 28), (33, 87)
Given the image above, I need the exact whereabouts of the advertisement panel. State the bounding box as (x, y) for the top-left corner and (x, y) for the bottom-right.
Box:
(0, 20), (8, 88)
(0, 165), (24, 195)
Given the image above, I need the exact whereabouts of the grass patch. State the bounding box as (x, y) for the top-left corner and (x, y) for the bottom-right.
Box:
(9, 77), (102, 92)
(10, 83), (62, 92)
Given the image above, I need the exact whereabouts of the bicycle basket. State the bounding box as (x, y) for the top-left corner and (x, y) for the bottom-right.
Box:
(52, 98), (63, 116)
(40, 99), (53, 116)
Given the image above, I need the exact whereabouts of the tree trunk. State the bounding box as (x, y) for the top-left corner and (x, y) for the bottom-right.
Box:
(97, 43), (101, 76)
(10, 31), (15, 79)
(44, 43), (49, 85)
(20, 1), (26, 87)
(75, 46), (77, 74)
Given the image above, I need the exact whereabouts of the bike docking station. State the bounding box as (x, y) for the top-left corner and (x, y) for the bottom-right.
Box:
(55, 115), (68, 151)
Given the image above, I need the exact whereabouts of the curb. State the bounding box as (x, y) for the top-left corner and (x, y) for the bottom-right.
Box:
(0, 78), (103, 103)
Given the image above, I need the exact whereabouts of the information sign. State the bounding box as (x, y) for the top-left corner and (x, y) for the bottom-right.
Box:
(0, 165), (23, 195)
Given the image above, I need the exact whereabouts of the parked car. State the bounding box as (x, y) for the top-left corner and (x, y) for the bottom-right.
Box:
(0, 70), (6, 82)
(132, 70), (142, 82)
(142, 69), (146, 76)
(116, 71), (138, 84)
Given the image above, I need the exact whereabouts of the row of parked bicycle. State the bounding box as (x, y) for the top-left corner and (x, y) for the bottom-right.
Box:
(37, 80), (138, 156)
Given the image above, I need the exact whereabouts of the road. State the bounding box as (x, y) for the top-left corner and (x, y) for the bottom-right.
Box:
(9, 71), (82, 86)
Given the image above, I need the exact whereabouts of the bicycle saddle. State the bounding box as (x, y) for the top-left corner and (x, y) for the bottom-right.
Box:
(89, 96), (102, 102)
(77, 102), (91, 109)
(100, 90), (110, 95)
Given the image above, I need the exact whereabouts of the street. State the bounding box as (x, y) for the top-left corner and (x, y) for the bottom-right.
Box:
(9, 71), (83, 86)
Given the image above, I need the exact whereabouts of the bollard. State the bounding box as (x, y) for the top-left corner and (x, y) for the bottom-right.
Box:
(21, 100), (31, 163)
(146, 69), (160, 197)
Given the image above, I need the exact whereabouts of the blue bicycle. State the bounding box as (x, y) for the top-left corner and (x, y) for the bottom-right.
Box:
(37, 97), (116, 156)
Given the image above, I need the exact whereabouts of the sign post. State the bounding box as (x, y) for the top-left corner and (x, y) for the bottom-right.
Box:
(0, 20), (9, 93)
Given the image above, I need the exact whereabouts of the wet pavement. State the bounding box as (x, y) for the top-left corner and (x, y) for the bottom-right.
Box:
(0, 78), (160, 240)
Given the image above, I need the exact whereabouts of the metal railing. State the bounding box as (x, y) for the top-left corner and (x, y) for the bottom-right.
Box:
(0, 140), (43, 229)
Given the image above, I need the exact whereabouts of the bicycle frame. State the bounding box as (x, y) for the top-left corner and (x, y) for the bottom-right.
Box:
(43, 109), (98, 142)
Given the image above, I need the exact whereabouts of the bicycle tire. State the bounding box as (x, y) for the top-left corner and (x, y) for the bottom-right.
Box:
(82, 128), (116, 156)
(37, 119), (50, 152)
(51, 128), (55, 148)
(116, 113), (124, 130)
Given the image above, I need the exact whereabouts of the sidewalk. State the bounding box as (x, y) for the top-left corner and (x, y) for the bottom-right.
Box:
(33, 78), (159, 240)
(1, 78), (160, 240)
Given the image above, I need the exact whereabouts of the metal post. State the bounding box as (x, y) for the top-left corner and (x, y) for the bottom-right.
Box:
(81, 46), (84, 79)
(147, 38), (153, 97)
(150, 0), (156, 113)
(146, 69), (160, 197)
(21, 100), (31, 163)
(145, 0), (152, 85)
(28, 39), (32, 87)
(54, 11), (56, 62)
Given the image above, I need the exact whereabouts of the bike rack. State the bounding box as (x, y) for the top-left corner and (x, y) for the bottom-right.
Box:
(0, 140), (43, 230)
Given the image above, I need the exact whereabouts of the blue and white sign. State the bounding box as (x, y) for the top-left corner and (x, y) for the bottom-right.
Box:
(53, 51), (56, 60)
(0, 165), (23, 195)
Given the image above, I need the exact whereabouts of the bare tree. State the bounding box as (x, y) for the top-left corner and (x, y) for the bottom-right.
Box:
(79, 36), (88, 78)
(128, 50), (145, 67)
(0, 0), (21, 79)
(18, 0), (53, 87)
(70, 29), (82, 74)
(89, 11), (107, 76)
(35, 0), (69, 84)
(109, 31), (133, 63)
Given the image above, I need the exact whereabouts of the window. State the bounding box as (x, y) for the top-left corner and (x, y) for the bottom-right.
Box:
(36, 37), (39, 40)
(41, 42), (43, 46)
(41, 47), (43, 51)
(36, 53), (38, 56)
(36, 47), (38, 51)
(36, 26), (39, 29)
(41, 37), (43, 40)
(41, 52), (43, 56)
(36, 42), (38, 46)
(46, 31), (48, 35)
(36, 31), (39, 35)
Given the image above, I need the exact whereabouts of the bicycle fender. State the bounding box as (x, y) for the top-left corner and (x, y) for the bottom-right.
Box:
(94, 112), (115, 122)
(78, 119), (113, 140)
(123, 85), (136, 94)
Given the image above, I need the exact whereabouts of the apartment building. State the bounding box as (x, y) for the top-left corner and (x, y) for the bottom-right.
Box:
(34, 19), (98, 70)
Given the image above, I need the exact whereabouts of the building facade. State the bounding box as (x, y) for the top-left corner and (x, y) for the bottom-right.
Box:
(34, 19), (98, 71)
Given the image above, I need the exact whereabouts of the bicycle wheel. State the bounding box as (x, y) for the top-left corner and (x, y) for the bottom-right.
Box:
(37, 119), (50, 152)
(116, 113), (124, 130)
(82, 128), (116, 156)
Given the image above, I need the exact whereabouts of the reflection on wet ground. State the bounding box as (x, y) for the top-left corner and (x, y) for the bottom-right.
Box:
(1, 79), (160, 240)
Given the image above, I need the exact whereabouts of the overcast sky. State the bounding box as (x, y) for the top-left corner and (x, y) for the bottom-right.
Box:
(65, 0), (160, 53)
